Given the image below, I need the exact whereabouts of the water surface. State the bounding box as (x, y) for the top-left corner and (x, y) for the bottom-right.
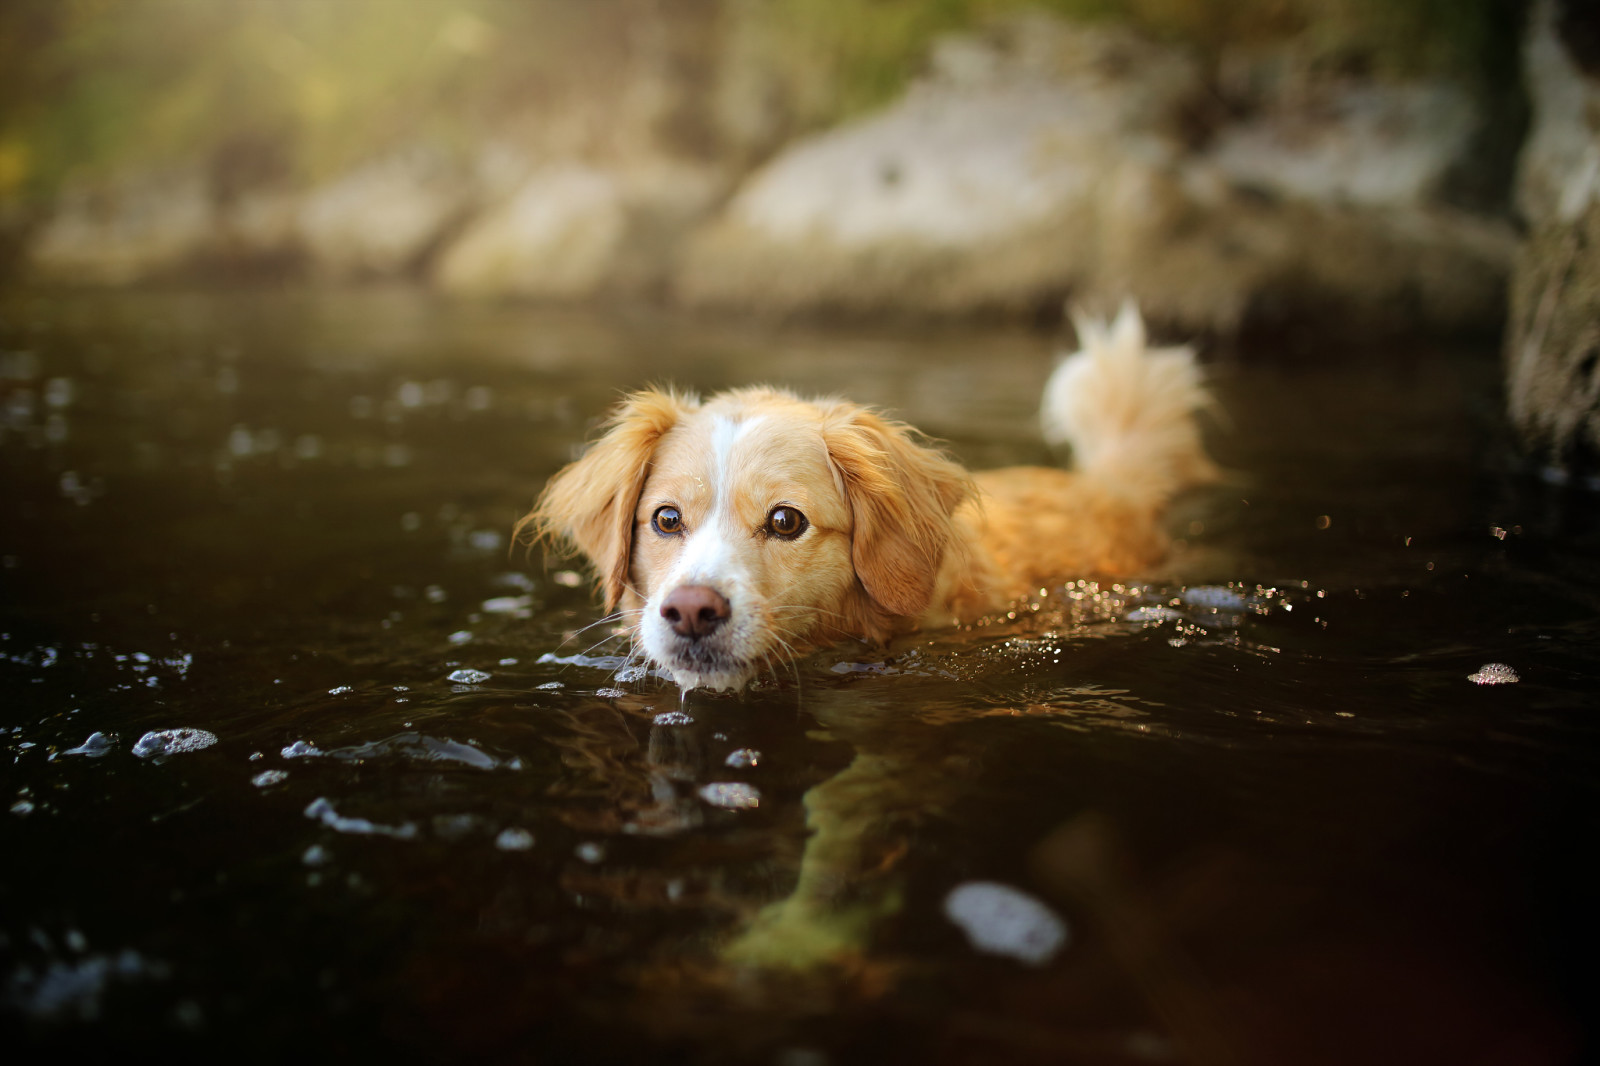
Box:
(2, 289), (1596, 1064)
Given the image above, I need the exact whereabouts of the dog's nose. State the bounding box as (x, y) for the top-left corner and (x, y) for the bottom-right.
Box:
(660, 585), (731, 639)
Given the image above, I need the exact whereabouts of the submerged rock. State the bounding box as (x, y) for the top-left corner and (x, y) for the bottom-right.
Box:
(1506, 0), (1600, 466)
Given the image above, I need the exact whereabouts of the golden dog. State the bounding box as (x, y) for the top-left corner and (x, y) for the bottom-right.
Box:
(524, 304), (1216, 691)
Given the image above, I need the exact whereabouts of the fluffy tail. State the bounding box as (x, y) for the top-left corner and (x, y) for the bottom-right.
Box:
(1040, 301), (1217, 507)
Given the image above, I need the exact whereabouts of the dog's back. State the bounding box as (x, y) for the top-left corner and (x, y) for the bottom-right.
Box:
(933, 303), (1216, 618)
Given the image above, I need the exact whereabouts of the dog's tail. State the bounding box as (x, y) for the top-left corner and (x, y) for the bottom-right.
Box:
(1040, 300), (1217, 507)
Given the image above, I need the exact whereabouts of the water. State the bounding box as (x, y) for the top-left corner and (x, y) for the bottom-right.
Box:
(2, 288), (1597, 1063)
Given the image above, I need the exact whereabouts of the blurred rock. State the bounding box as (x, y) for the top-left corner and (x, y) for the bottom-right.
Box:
(679, 18), (1205, 320)
(435, 159), (723, 299)
(28, 170), (217, 284)
(1506, 0), (1600, 466)
(679, 13), (1513, 333)
(297, 146), (477, 279)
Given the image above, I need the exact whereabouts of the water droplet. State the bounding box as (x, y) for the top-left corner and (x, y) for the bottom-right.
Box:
(251, 769), (288, 788)
(575, 841), (605, 863)
(280, 740), (322, 759)
(725, 748), (761, 768)
(446, 668), (490, 684)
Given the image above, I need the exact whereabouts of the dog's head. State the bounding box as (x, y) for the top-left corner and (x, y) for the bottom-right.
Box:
(523, 387), (973, 691)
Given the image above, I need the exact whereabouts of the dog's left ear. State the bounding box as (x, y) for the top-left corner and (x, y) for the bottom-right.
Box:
(518, 388), (695, 610)
(823, 405), (974, 618)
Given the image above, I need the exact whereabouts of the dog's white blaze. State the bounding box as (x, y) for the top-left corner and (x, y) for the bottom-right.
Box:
(665, 414), (763, 591)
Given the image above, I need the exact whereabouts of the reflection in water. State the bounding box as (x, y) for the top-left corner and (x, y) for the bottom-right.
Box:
(1, 290), (1596, 1063)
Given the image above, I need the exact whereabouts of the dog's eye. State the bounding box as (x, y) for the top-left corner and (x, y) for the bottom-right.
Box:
(651, 506), (684, 536)
(765, 506), (808, 540)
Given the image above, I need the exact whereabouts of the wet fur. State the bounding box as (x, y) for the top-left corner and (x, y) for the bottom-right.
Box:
(522, 304), (1216, 691)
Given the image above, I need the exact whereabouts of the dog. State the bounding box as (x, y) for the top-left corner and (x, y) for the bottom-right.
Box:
(523, 302), (1216, 692)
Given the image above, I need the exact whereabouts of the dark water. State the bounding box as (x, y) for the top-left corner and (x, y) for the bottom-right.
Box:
(2, 288), (1597, 1065)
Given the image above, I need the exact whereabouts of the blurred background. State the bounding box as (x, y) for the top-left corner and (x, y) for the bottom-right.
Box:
(0, 0), (1596, 455)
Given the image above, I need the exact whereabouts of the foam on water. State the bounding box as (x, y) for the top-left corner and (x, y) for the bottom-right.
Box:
(303, 797), (417, 839)
(698, 782), (761, 810)
(943, 882), (1068, 966)
(131, 728), (218, 759)
(62, 732), (116, 757)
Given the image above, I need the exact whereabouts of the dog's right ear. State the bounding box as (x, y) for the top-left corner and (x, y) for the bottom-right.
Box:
(518, 388), (695, 610)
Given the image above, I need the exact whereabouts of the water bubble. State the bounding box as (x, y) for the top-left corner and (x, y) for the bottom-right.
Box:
(251, 769), (288, 788)
(654, 711), (693, 726)
(481, 595), (532, 616)
(398, 382), (424, 408)
(302, 844), (331, 866)
(293, 434), (323, 460)
(62, 732), (116, 757)
(464, 386), (492, 411)
(536, 682), (564, 690)
(575, 842), (605, 863)
(216, 366), (239, 395)
(280, 740), (322, 759)
(698, 782), (761, 810)
(382, 443), (412, 468)
(447, 631), (473, 646)
(227, 425), (254, 457)
(131, 728), (218, 758)
(1125, 606), (1182, 623)
(491, 571), (535, 592)
(11, 800), (35, 815)
(1468, 663), (1520, 685)
(327, 685), (353, 695)
(552, 570), (583, 588)
(495, 827), (536, 851)
(1181, 586), (1246, 610)
(943, 881), (1068, 966)
(349, 395), (374, 419)
(424, 585), (447, 603)
(400, 512), (422, 532)
(446, 668), (491, 684)
(724, 748), (761, 768)
(467, 529), (503, 552)
(595, 687), (627, 699)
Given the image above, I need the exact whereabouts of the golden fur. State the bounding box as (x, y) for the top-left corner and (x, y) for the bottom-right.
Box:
(522, 303), (1216, 691)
